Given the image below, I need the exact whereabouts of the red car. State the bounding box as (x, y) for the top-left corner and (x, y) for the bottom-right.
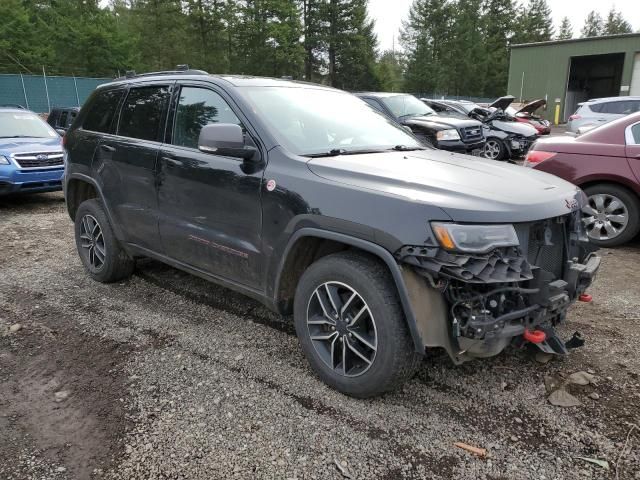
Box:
(507, 99), (552, 135)
(524, 112), (640, 247)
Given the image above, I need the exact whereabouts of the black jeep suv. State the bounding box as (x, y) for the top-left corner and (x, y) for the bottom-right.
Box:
(64, 69), (599, 397)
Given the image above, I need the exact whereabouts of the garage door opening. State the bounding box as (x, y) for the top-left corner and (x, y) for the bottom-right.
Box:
(564, 52), (625, 121)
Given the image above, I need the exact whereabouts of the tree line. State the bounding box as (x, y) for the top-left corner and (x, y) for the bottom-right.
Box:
(402, 0), (636, 98)
(0, 0), (636, 98)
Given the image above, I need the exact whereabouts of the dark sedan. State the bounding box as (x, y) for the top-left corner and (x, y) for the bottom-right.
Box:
(524, 112), (640, 246)
(356, 93), (485, 155)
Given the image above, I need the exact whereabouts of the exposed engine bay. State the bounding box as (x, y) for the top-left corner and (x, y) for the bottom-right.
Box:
(396, 210), (600, 362)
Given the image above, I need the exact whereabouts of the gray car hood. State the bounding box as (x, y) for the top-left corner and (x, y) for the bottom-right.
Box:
(307, 150), (584, 223)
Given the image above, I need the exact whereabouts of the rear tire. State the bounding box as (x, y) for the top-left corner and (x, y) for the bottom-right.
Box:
(293, 251), (421, 398)
(582, 184), (640, 247)
(74, 199), (135, 282)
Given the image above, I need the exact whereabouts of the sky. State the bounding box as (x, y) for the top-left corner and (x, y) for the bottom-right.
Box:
(369, 0), (640, 52)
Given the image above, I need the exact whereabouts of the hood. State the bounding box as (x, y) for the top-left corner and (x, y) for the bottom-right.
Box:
(489, 95), (515, 111)
(492, 120), (538, 137)
(517, 99), (546, 115)
(405, 115), (482, 131)
(306, 149), (583, 223)
(0, 136), (63, 156)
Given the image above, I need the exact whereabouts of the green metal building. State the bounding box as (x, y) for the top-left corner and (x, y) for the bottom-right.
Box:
(507, 33), (640, 123)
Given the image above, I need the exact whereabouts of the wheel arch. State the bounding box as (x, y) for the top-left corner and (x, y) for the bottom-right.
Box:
(273, 228), (426, 353)
(64, 173), (125, 241)
(578, 178), (640, 200)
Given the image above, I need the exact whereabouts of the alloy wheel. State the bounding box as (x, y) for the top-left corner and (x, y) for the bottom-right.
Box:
(484, 140), (501, 159)
(582, 193), (629, 241)
(79, 214), (106, 270)
(306, 281), (377, 377)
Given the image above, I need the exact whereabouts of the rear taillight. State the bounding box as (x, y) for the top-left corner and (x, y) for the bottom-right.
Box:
(569, 114), (581, 121)
(523, 150), (556, 167)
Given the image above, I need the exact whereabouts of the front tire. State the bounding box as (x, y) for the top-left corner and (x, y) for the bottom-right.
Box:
(582, 184), (640, 247)
(294, 251), (421, 398)
(74, 199), (135, 282)
(484, 137), (507, 160)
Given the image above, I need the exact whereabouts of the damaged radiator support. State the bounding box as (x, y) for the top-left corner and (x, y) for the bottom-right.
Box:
(395, 213), (598, 358)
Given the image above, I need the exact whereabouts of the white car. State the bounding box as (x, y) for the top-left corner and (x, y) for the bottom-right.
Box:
(567, 96), (640, 133)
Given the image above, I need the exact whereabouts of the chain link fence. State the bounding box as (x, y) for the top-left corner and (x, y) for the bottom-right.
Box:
(0, 74), (111, 113)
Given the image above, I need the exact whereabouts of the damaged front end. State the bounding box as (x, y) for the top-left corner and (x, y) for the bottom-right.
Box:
(396, 210), (600, 363)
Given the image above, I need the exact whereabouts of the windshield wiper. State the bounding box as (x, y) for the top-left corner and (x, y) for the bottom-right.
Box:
(0, 135), (46, 139)
(390, 145), (426, 152)
(304, 148), (389, 158)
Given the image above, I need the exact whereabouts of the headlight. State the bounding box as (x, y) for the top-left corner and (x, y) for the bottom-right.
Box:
(436, 129), (460, 141)
(431, 223), (519, 253)
(0, 155), (9, 165)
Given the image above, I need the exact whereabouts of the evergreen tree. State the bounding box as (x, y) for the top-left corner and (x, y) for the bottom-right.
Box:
(556, 16), (573, 40)
(235, 0), (304, 78)
(376, 50), (403, 92)
(301, 0), (324, 81)
(323, 0), (381, 90)
(448, 0), (486, 96)
(603, 7), (633, 35)
(401, 0), (454, 94)
(481, 0), (515, 98)
(512, 0), (553, 44)
(0, 0), (53, 73)
(581, 11), (603, 38)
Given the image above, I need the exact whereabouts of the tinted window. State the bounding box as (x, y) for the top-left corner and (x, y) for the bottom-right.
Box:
(118, 86), (170, 141)
(59, 111), (68, 127)
(631, 124), (640, 144)
(83, 89), (124, 133)
(600, 101), (635, 115)
(586, 103), (603, 113)
(173, 87), (241, 148)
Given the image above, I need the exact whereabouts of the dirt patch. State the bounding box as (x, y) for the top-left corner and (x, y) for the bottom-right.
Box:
(0, 302), (133, 479)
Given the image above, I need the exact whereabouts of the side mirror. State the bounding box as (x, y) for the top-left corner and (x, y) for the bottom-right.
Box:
(198, 123), (257, 161)
(55, 128), (66, 136)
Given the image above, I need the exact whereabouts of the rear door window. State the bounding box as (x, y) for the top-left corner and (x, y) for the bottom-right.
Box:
(59, 111), (68, 128)
(82, 89), (125, 133)
(600, 101), (633, 114)
(172, 86), (241, 149)
(118, 86), (171, 142)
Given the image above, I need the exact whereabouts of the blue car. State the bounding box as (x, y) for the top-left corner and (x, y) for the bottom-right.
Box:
(0, 107), (65, 195)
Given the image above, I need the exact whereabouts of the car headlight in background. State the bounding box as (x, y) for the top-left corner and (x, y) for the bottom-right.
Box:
(0, 155), (10, 165)
(436, 129), (460, 141)
(431, 223), (519, 253)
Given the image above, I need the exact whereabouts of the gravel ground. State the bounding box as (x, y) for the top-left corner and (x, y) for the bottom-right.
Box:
(1, 192), (639, 480)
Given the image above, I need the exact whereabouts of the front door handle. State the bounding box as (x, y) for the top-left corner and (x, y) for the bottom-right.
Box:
(100, 144), (115, 152)
(162, 157), (181, 167)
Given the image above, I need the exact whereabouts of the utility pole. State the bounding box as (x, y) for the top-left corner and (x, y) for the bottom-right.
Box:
(42, 65), (51, 112)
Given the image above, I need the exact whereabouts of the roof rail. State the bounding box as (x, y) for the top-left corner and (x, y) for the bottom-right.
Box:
(114, 67), (209, 82)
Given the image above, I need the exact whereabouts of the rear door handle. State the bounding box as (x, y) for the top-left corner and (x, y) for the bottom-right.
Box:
(100, 144), (115, 152)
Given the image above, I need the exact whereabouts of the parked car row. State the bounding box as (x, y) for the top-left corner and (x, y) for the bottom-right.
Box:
(424, 96), (543, 160)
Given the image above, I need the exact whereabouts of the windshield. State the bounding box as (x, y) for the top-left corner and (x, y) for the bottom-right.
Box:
(242, 87), (421, 156)
(0, 111), (58, 138)
(381, 95), (435, 118)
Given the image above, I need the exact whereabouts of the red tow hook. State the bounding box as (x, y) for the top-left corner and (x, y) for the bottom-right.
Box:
(523, 329), (546, 344)
(579, 293), (593, 303)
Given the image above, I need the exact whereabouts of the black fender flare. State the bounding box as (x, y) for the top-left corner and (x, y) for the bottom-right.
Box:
(273, 228), (425, 353)
(64, 173), (125, 241)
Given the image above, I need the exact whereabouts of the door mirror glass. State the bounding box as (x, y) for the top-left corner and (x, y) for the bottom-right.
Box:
(198, 123), (256, 160)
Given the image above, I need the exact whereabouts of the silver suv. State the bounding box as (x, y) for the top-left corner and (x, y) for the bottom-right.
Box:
(568, 96), (640, 133)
